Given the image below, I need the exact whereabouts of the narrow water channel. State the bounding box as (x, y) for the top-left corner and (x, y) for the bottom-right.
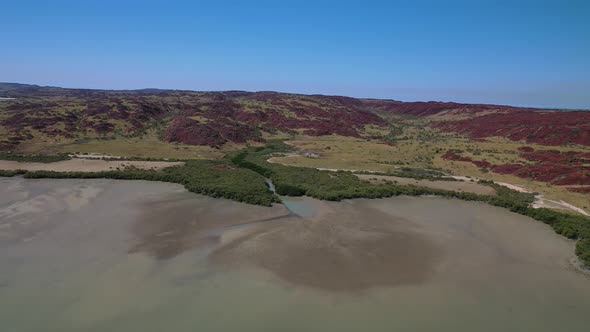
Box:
(265, 178), (318, 218)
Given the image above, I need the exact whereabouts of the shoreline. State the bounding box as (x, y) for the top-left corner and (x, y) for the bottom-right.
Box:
(571, 256), (590, 277)
(2, 175), (589, 276)
(1, 147), (590, 269)
(268, 156), (590, 216)
(0, 158), (183, 172)
(0, 155), (587, 218)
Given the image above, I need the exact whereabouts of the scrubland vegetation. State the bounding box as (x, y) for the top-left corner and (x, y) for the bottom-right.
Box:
(233, 142), (590, 266)
(0, 152), (70, 163)
(1, 141), (589, 266)
(16, 160), (277, 206)
(1, 84), (589, 266)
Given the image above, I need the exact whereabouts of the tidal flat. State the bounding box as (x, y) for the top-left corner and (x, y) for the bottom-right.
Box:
(1, 177), (589, 331)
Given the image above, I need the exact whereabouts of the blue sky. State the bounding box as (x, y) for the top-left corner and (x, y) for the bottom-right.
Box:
(1, 0), (589, 108)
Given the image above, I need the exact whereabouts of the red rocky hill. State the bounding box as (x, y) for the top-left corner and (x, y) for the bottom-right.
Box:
(1, 83), (588, 151)
(0, 85), (386, 149)
(364, 99), (590, 146)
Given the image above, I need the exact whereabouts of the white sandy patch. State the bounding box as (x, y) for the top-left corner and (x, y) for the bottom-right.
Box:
(453, 177), (589, 216)
(0, 158), (183, 172)
(495, 181), (532, 193)
(533, 195), (590, 216)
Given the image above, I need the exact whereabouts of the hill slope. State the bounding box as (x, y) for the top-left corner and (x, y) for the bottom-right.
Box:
(0, 85), (387, 150)
(364, 99), (590, 146)
(1, 83), (588, 152)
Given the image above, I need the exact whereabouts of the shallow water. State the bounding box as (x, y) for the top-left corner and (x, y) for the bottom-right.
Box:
(265, 178), (317, 217)
(280, 196), (320, 218)
(1, 177), (589, 331)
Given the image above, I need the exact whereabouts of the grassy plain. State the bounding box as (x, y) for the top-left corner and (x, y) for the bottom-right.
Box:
(54, 137), (228, 160)
(268, 116), (590, 212)
(15, 130), (230, 160)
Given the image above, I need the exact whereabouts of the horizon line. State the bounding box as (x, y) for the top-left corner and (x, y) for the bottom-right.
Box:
(1, 81), (588, 112)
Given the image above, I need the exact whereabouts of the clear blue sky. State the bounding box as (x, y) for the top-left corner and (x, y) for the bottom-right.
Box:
(1, 0), (589, 108)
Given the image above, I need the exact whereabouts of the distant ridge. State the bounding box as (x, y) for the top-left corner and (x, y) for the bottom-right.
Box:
(0, 82), (588, 149)
(0, 82), (42, 91)
(2, 82), (588, 111)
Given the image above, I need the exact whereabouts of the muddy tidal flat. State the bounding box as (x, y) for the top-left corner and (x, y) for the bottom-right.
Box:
(1, 177), (589, 331)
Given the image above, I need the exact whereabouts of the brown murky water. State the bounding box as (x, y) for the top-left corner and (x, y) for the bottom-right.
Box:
(1, 177), (589, 331)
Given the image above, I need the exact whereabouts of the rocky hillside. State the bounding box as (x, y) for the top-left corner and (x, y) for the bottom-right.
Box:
(365, 99), (590, 146)
(1, 83), (588, 152)
(0, 84), (386, 150)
